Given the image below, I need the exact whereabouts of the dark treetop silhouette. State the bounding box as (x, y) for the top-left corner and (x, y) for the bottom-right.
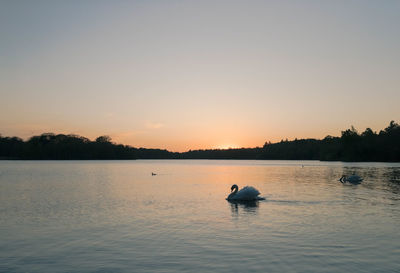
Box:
(1, 121), (399, 162)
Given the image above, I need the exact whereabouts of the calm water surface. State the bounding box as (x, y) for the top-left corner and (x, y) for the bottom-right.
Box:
(0, 160), (399, 272)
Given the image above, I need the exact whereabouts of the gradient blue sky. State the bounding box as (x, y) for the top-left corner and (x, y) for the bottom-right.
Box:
(1, 0), (399, 151)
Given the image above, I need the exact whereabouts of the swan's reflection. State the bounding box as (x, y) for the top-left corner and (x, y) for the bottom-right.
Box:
(228, 199), (259, 216)
(384, 168), (400, 195)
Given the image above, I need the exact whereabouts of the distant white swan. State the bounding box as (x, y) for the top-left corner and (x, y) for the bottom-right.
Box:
(227, 184), (261, 201)
(339, 175), (363, 184)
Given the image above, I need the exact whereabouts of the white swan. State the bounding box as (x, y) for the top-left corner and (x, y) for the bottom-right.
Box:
(227, 184), (261, 201)
(339, 175), (363, 184)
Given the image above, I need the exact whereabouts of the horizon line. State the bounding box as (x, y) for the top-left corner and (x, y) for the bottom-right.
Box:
(1, 120), (397, 153)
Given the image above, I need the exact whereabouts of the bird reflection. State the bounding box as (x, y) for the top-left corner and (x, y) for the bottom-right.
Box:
(384, 168), (400, 195)
(228, 199), (260, 216)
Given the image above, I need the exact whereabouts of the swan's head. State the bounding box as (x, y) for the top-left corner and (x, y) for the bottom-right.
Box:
(231, 184), (238, 192)
(227, 184), (239, 200)
(339, 175), (347, 183)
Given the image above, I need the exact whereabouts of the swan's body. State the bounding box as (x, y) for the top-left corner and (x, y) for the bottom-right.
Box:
(227, 184), (261, 201)
(339, 175), (363, 184)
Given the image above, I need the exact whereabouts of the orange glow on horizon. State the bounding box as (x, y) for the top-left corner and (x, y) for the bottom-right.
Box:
(215, 144), (240, 150)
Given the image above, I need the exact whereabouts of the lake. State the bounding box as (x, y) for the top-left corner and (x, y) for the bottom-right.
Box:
(0, 160), (399, 272)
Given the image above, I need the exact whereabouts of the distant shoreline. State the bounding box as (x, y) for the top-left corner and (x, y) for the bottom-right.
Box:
(1, 121), (399, 162)
(1, 158), (399, 164)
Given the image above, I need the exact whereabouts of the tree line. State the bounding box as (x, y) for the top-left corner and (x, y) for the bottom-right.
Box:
(1, 121), (399, 162)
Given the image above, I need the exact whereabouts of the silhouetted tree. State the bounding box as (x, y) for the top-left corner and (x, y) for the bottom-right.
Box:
(1, 121), (399, 161)
(96, 135), (112, 143)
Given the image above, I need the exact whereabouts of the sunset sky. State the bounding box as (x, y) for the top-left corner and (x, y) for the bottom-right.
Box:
(1, 1), (399, 152)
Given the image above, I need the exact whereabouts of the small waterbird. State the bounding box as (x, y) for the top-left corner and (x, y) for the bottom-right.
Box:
(339, 175), (363, 184)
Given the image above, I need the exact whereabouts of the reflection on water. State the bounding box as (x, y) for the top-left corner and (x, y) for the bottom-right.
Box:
(382, 168), (400, 197)
(0, 160), (399, 273)
(228, 199), (260, 216)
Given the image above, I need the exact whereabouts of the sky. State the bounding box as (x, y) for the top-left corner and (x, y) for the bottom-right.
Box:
(1, 0), (399, 152)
